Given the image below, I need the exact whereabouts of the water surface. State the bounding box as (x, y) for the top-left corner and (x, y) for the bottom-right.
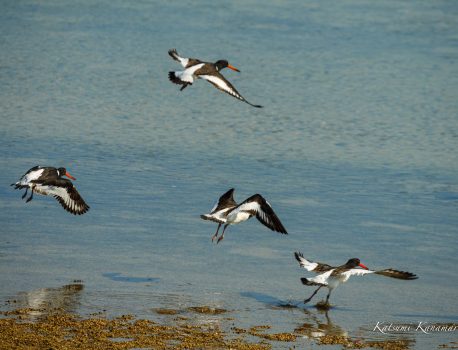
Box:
(1, 1), (457, 349)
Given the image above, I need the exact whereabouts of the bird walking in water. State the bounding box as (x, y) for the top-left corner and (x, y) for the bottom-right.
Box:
(201, 188), (287, 243)
(294, 252), (417, 307)
(168, 49), (263, 108)
(11, 166), (90, 215)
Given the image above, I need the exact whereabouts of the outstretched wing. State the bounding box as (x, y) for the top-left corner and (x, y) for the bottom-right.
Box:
(210, 188), (236, 214)
(374, 269), (418, 280)
(294, 252), (333, 273)
(168, 49), (189, 68)
(232, 194), (287, 233)
(340, 268), (375, 282)
(199, 72), (262, 108)
(39, 179), (90, 215)
(341, 268), (418, 282)
(168, 49), (202, 68)
(201, 188), (237, 223)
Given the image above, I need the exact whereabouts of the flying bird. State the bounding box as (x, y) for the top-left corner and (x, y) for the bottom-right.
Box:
(294, 252), (417, 306)
(201, 188), (287, 243)
(11, 166), (90, 215)
(168, 49), (262, 108)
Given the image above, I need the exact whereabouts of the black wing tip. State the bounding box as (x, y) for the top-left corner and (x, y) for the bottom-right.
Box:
(54, 195), (90, 215)
(300, 277), (310, 285)
(169, 71), (186, 86)
(378, 269), (418, 280)
(397, 270), (418, 280)
(168, 48), (178, 57)
(294, 251), (303, 262)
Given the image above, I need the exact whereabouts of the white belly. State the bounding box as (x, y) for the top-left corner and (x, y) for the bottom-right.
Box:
(226, 211), (251, 225)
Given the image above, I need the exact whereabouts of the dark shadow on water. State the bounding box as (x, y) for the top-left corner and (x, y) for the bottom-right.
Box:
(240, 291), (354, 312)
(240, 291), (301, 309)
(102, 272), (160, 283)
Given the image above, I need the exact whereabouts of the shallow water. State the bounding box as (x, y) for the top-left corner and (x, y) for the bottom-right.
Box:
(0, 0), (457, 349)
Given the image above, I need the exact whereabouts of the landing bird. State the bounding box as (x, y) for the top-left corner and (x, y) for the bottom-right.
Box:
(168, 49), (262, 108)
(11, 166), (90, 215)
(200, 188), (287, 243)
(294, 252), (417, 306)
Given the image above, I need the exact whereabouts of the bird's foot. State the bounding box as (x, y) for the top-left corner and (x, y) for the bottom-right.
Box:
(217, 235), (224, 244)
(211, 233), (218, 242)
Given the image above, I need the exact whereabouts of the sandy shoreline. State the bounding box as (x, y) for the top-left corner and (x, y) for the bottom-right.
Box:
(0, 306), (417, 350)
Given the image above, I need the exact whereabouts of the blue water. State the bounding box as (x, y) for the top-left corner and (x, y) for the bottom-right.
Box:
(0, 1), (457, 349)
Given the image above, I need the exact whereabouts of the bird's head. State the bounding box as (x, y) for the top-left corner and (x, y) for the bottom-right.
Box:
(215, 60), (240, 72)
(346, 258), (368, 270)
(58, 167), (76, 180)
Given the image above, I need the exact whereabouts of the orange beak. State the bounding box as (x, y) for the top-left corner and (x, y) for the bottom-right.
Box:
(227, 64), (240, 72)
(359, 263), (369, 270)
(65, 171), (76, 180)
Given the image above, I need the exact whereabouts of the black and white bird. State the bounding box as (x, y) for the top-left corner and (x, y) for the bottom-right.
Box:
(168, 49), (262, 108)
(294, 252), (418, 306)
(200, 188), (287, 243)
(11, 166), (90, 215)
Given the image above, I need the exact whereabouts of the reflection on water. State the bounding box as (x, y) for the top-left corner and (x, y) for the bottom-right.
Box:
(295, 309), (348, 339)
(11, 282), (84, 319)
(295, 309), (415, 349)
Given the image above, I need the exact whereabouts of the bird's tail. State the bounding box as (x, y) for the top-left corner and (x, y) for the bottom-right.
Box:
(301, 277), (324, 287)
(11, 183), (26, 189)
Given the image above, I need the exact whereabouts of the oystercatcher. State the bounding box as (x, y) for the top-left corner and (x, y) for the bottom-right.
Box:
(11, 166), (90, 215)
(294, 252), (417, 306)
(200, 188), (287, 243)
(168, 49), (263, 108)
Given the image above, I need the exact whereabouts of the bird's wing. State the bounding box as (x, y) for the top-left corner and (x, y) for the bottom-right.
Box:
(294, 252), (319, 271)
(38, 179), (90, 215)
(210, 188), (236, 213)
(232, 194), (287, 233)
(294, 252), (333, 273)
(340, 268), (375, 282)
(168, 49), (189, 68)
(170, 63), (205, 85)
(374, 269), (418, 280)
(199, 72), (262, 108)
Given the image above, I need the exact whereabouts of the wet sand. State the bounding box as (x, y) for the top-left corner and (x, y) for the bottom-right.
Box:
(0, 306), (418, 350)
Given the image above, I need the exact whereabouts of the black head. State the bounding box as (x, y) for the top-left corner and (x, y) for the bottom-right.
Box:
(57, 167), (67, 177)
(345, 258), (368, 269)
(215, 60), (240, 72)
(57, 167), (76, 180)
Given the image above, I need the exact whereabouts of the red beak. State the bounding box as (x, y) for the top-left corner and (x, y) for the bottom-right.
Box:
(359, 263), (369, 270)
(65, 171), (76, 180)
(227, 64), (240, 72)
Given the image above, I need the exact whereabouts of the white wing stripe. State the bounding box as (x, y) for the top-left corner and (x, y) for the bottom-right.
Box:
(341, 269), (374, 282)
(199, 75), (243, 100)
(296, 255), (319, 271)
